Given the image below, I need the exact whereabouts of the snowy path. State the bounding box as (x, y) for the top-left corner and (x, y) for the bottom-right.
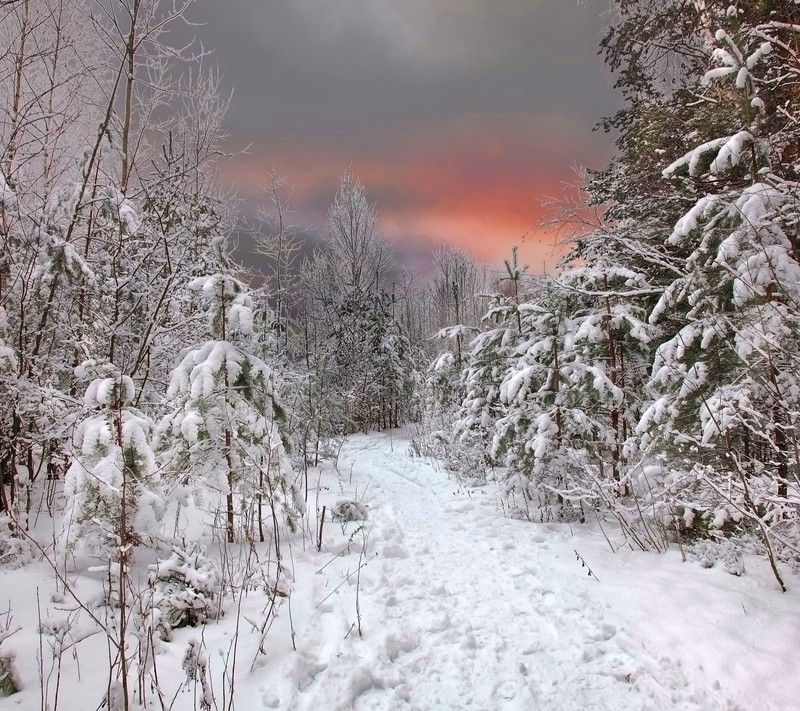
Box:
(270, 432), (732, 711)
(4, 431), (798, 711)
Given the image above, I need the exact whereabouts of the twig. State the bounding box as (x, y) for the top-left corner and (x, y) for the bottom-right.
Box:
(315, 553), (377, 609)
(317, 506), (326, 552)
(574, 550), (600, 582)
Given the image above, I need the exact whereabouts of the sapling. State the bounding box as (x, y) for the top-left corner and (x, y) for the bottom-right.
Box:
(0, 608), (20, 698)
(157, 273), (294, 545)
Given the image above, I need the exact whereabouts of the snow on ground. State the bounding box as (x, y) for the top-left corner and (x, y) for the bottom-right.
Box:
(266, 432), (800, 711)
(2, 430), (800, 710)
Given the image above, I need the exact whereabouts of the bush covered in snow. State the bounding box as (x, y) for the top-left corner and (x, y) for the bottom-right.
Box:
(331, 499), (369, 522)
(0, 515), (31, 567)
(0, 654), (19, 698)
(0, 615), (20, 698)
(149, 547), (220, 640)
(690, 539), (746, 577)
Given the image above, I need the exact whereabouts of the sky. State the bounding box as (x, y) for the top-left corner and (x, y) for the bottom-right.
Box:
(191, 0), (620, 273)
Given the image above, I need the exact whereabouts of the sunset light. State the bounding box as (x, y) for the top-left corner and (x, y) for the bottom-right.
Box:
(202, 0), (618, 271)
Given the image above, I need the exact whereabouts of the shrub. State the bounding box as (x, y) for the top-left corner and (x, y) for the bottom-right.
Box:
(149, 547), (220, 640)
(331, 499), (369, 522)
(0, 515), (30, 567)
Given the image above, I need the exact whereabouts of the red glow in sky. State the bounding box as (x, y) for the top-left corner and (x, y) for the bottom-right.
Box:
(200, 0), (618, 272)
(221, 115), (612, 271)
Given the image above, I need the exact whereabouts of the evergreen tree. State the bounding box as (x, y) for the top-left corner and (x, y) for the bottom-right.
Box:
(637, 9), (800, 578)
(157, 274), (297, 544)
(491, 283), (577, 515)
(366, 289), (417, 429)
(558, 230), (655, 494)
(62, 364), (162, 554)
(301, 171), (419, 433)
(452, 287), (526, 482)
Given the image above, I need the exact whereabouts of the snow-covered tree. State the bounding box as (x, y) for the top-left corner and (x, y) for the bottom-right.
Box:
(157, 274), (297, 544)
(364, 290), (418, 429)
(490, 283), (580, 514)
(584, 0), (800, 579)
(148, 546), (221, 640)
(62, 364), (162, 553)
(300, 171), (419, 433)
(637, 13), (800, 579)
(451, 286), (526, 483)
(0, 0), (231, 525)
(558, 231), (655, 492)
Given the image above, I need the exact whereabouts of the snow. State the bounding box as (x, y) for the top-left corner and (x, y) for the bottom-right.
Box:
(0, 172), (16, 210)
(101, 186), (141, 234)
(431, 351), (455, 372)
(663, 140), (728, 178)
(709, 131), (753, 174)
(667, 195), (720, 242)
(3, 431), (800, 709)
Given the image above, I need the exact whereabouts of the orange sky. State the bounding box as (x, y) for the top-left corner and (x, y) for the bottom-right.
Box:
(192, 0), (619, 273)
(220, 114), (612, 273)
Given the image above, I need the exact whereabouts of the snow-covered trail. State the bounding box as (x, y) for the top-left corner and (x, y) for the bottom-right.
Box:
(271, 432), (724, 710)
(4, 431), (796, 711)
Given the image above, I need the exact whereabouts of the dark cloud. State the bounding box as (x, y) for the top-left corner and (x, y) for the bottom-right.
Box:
(193, 0), (617, 136)
(190, 0), (619, 268)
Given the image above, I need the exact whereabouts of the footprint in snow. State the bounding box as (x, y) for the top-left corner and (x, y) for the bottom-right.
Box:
(460, 632), (478, 651)
(587, 623), (617, 642)
(291, 655), (328, 692)
(446, 500), (474, 513)
(429, 582), (448, 596)
(384, 630), (420, 661)
(425, 612), (451, 633)
(532, 589), (556, 609)
(582, 643), (606, 662)
(382, 542), (409, 559)
(495, 679), (519, 700)
(261, 690), (281, 708)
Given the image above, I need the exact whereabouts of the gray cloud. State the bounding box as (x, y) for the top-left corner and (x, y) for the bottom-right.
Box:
(192, 0), (618, 141)
(189, 0), (619, 270)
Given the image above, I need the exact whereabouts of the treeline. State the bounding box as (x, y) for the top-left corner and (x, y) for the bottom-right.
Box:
(2, 0), (799, 601)
(424, 0), (800, 590)
(0, 0), (500, 558)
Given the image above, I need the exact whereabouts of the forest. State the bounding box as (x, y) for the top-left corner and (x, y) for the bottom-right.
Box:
(1, 0), (800, 709)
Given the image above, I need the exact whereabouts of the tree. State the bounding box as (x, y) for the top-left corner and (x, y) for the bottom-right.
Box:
(300, 170), (418, 433)
(324, 168), (389, 298)
(450, 269), (532, 484)
(430, 246), (488, 364)
(250, 170), (303, 354)
(637, 8), (800, 584)
(62, 363), (162, 553)
(365, 288), (417, 429)
(0, 0), (231, 520)
(558, 229), (655, 492)
(157, 274), (297, 545)
(586, 0), (800, 580)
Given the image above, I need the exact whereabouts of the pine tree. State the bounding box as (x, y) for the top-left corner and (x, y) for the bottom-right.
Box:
(157, 274), (297, 544)
(62, 364), (162, 554)
(558, 230), (655, 494)
(491, 283), (578, 515)
(637, 9), (800, 580)
(452, 279), (526, 483)
(366, 289), (417, 429)
(300, 171), (420, 434)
